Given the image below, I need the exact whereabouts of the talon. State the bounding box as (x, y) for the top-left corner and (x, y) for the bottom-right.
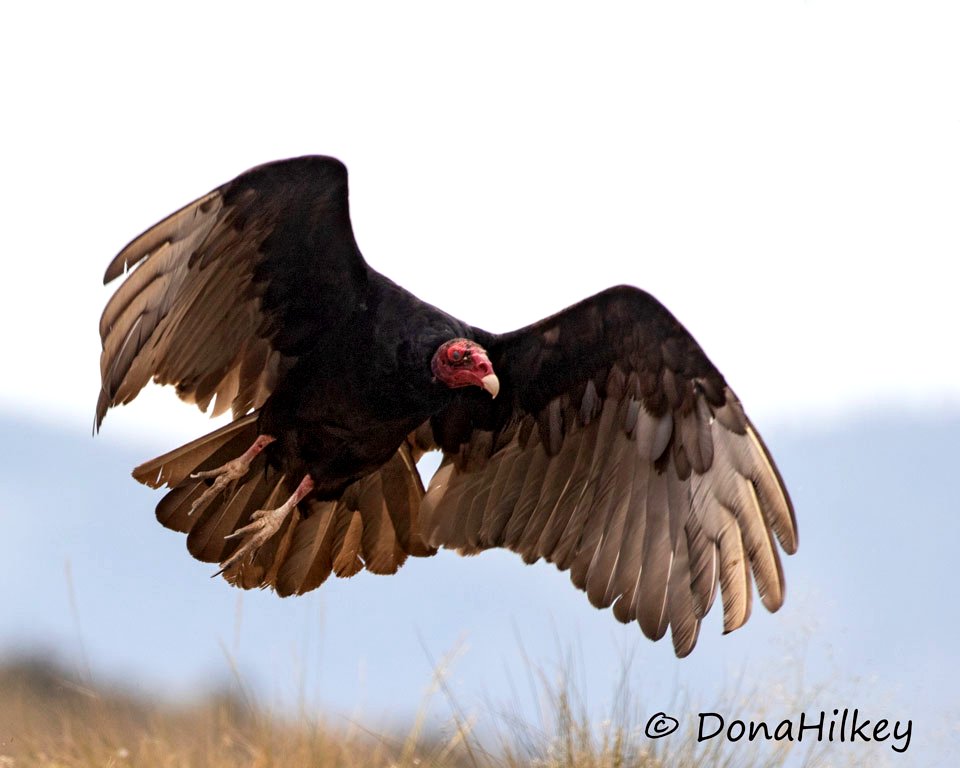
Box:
(217, 506), (288, 572)
(224, 518), (264, 540)
(191, 464), (239, 480)
(188, 434), (276, 516)
(216, 474), (315, 576)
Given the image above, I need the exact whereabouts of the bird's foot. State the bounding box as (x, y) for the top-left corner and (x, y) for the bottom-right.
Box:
(189, 434), (276, 515)
(216, 475), (315, 575)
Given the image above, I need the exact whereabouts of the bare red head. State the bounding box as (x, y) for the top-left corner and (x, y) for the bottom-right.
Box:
(431, 339), (500, 398)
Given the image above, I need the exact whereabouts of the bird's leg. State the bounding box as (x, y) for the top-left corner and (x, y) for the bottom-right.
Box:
(216, 474), (316, 574)
(189, 434), (276, 515)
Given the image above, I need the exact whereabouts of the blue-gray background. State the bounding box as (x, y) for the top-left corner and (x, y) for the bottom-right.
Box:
(2, 407), (957, 765)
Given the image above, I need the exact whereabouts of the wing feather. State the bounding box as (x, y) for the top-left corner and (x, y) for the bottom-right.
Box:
(423, 285), (796, 656)
(97, 156), (363, 430)
(610, 459), (650, 624)
(536, 412), (604, 560)
(501, 446), (552, 551)
(584, 429), (636, 609)
(550, 398), (620, 569)
(633, 469), (671, 640)
(517, 417), (585, 564)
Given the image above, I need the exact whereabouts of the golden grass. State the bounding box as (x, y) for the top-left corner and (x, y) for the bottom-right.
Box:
(0, 646), (858, 768)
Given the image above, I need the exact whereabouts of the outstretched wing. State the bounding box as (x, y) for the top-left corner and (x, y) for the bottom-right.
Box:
(420, 286), (797, 657)
(96, 155), (368, 429)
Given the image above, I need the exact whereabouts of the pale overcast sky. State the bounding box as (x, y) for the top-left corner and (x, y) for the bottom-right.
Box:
(2, 1), (958, 445)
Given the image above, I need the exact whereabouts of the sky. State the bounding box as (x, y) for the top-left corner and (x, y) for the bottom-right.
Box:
(1, 1), (959, 445)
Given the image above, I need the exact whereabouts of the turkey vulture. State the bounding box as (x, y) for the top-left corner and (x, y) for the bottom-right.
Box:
(97, 155), (796, 657)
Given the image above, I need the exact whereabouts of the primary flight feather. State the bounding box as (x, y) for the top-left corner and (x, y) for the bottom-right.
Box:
(97, 155), (797, 657)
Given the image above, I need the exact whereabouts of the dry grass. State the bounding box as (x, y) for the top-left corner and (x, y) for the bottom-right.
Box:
(0, 653), (401, 767)
(0, 646), (858, 768)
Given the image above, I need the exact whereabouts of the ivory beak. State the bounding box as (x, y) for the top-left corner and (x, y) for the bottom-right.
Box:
(480, 373), (500, 399)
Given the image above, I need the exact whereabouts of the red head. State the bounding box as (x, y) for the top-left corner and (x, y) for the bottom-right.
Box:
(431, 339), (500, 398)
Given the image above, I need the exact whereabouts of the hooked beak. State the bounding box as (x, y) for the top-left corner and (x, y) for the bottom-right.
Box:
(480, 373), (500, 399)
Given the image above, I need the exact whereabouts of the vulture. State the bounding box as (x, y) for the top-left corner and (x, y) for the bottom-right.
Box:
(96, 155), (796, 657)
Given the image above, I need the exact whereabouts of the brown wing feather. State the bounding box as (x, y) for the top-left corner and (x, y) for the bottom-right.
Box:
(97, 188), (285, 427)
(422, 285), (797, 657)
(96, 156), (363, 431)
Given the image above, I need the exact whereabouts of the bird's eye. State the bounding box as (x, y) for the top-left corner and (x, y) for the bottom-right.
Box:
(450, 349), (463, 362)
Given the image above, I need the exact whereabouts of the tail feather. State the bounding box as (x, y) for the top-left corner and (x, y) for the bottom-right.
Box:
(134, 413), (259, 490)
(142, 414), (265, 537)
(187, 469), (284, 563)
(225, 479), (293, 589)
(133, 417), (438, 594)
(155, 482), (208, 534)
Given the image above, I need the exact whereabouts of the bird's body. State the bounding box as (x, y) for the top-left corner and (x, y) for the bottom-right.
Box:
(257, 273), (469, 497)
(97, 155), (797, 657)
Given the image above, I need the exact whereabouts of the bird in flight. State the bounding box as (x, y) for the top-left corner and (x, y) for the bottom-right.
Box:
(96, 156), (796, 657)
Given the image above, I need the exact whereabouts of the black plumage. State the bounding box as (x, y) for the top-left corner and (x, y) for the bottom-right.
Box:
(97, 155), (797, 656)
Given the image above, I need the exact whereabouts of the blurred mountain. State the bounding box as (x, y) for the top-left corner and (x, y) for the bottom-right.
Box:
(1, 408), (957, 763)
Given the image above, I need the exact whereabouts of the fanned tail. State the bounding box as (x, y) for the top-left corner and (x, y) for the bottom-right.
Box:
(132, 416), (437, 593)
